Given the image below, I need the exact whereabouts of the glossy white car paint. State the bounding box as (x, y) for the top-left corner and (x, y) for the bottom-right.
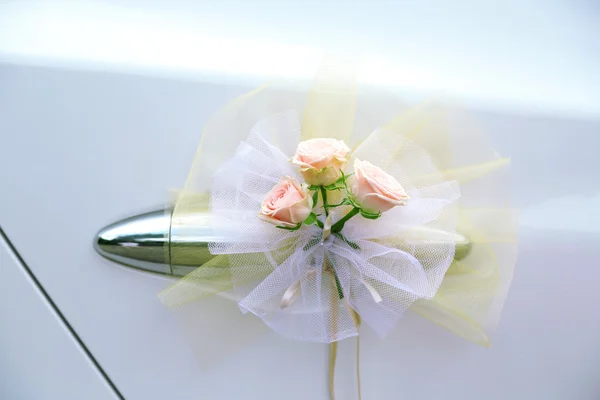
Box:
(0, 1), (598, 399)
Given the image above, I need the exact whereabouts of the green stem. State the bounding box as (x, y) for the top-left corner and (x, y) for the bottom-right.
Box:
(332, 268), (344, 299)
(331, 207), (360, 233)
(325, 254), (344, 300)
(320, 187), (329, 217)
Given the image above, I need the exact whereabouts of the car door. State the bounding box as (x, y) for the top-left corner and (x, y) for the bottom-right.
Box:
(1, 2), (599, 400)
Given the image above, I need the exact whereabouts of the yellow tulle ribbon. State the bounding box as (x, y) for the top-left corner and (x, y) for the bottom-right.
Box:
(159, 56), (518, 397)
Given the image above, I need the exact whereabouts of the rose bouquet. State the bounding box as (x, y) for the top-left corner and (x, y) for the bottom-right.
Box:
(262, 138), (411, 238)
(202, 108), (460, 343)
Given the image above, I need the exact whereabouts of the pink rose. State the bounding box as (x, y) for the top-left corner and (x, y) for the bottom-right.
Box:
(352, 159), (409, 213)
(259, 177), (313, 227)
(291, 138), (351, 186)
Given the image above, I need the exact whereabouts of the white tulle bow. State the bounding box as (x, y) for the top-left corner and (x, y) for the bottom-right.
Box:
(208, 111), (460, 343)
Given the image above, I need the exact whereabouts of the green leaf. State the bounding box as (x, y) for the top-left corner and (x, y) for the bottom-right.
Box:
(308, 185), (320, 191)
(276, 223), (302, 231)
(311, 191), (319, 207)
(359, 209), (382, 220)
(304, 212), (318, 226)
(315, 218), (324, 229)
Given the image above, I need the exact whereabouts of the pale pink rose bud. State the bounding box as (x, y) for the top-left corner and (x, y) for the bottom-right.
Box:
(352, 159), (409, 213)
(259, 177), (313, 227)
(291, 138), (351, 186)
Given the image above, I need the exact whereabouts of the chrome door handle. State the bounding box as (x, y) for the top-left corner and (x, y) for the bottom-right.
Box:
(94, 209), (471, 276)
(94, 209), (216, 276)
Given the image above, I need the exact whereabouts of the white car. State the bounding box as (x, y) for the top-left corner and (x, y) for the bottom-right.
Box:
(1, 2), (598, 399)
